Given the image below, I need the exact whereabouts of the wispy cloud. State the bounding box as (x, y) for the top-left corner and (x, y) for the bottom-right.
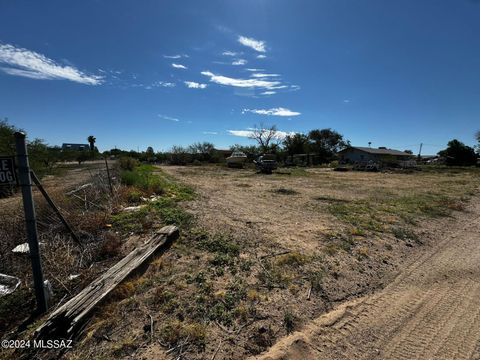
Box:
(0, 43), (103, 85)
(257, 54), (267, 59)
(242, 107), (301, 117)
(228, 128), (295, 139)
(163, 54), (189, 59)
(151, 81), (176, 88)
(158, 114), (179, 122)
(184, 81), (207, 89)
(222, 51), (239, 56)
(232, 59), (247, 66)
(251, 73), (280, 78)
(246, 68), (265, 72)
(238, 36), (266, 53)
(203, 131), (218, 135)
(201, 71), (281, 89)
(172, 63), (187, 69)
(261, 91), (276, 95)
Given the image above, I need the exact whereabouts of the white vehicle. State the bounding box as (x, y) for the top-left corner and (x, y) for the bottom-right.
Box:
(226, 151), (248, 168)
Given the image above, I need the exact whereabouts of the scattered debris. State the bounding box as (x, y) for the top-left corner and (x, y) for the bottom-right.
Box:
(35, 226), (179, 340)
(68, 274), (80, 281)
(66, 183), (93, 195)
(0, 273), (21, 297)
(12, 243), (30, 254)
(122, 205), (146, 212)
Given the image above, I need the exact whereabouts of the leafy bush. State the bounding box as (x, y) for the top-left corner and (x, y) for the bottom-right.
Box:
(118, 157), (139, 171)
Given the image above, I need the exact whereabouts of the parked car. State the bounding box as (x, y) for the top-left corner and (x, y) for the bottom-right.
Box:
(254, 154), (277, 174)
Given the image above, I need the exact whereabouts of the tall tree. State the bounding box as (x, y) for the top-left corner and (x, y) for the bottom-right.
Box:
(283, 133), (309, 155)
(307, 128), (350, 163)
(87, 135), (96, 152)
(438, 139), (477, 166)
(248, 124), (279, 153)
(0, 118), (21, 155)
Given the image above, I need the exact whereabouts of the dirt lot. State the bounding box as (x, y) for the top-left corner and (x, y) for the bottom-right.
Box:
(255, 196), (480, 360)
(5, 164), (479, 360)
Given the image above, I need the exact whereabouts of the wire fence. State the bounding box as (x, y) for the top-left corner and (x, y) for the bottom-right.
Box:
(0, 161), (122, 329)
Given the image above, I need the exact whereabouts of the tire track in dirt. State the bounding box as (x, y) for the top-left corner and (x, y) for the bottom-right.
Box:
(253, 198), (480, 360)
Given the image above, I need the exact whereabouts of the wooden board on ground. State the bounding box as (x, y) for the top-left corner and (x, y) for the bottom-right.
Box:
(35, 225), (179, 340)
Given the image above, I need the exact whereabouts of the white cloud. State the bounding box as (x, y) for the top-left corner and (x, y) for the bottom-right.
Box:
(228, 128), (295, 140)
(203, 131), (218, 135)
(184, 81), (207, 89)
(222, 51), (238, 56)
(257, 54), (267, 59)
(172, 63), (187, 69)
(164, 54), (188, 59)
(0, 43), (104, 85)
(242, 107), (301, 117)
(228, 130), (253, 137)
(238, 36), (266, 53)
(261, 91), (276, 95)
(158, 114), (179, 122)
(201, 70), (281, 89)
(232, 59), (247, 66)
(152, 81), (176, 88)
(251, 73), (280, 78)
(246, 68), (264, 72)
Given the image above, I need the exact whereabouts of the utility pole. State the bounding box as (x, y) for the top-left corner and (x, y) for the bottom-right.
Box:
(418, 143), (423, 158)
(14, 132), (48, 314)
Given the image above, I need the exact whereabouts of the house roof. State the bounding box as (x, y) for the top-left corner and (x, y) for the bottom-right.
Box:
(339, 146), (412, 156)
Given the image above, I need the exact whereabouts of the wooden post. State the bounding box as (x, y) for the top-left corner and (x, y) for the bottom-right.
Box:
(14, 132), (48, 314)
(104, 157), (113, 196)
(30, 170), (83, 249)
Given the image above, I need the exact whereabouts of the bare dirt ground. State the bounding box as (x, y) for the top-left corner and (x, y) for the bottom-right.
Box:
(255, 198), (480, 360)
(158, 165), (480, 359)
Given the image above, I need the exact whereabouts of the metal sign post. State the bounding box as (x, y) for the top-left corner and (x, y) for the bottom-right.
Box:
(14, 132), (48, 314)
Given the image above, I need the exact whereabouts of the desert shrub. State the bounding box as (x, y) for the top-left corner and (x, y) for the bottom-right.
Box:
(272, 188), (298, 195)
(283, 310), (296, 333)
(120, 165), (164, 194)
(118, 157), (139, 171)
(392, 227), (419, 242)
(97, 232), (123, 259)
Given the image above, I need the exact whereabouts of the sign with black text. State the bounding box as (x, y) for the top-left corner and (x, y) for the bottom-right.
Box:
(0, 157), (17, 186)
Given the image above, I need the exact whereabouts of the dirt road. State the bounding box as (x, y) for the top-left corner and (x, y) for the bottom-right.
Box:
(254, 200), (480, 360)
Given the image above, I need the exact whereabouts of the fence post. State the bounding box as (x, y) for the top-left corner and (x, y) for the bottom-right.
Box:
(14, 132), (48, 314)
(30, 170), (83, 249)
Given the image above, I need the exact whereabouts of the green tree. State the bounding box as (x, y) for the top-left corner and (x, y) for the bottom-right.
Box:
(87, 135), (96, 152)
(438, 139), (477, 166)
(283, 133), (309, 155)
(307, 128), (350, 163)
(0, 118), (21, 156)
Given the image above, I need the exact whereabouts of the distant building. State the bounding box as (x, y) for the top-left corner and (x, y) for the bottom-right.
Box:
(62, 143), (90, 151)
(338, 146), (415, 168)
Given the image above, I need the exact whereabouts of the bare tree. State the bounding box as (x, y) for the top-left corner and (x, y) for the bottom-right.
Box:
(248, 124), (279, 153)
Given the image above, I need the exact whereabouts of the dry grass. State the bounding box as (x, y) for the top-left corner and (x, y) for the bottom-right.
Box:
(7, 164), (479, 360)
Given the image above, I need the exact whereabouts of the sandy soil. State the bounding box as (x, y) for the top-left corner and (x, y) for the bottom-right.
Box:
(160, 165), (480, 359)
(161, 166), (349, 253)
(253, 198), (480, 360)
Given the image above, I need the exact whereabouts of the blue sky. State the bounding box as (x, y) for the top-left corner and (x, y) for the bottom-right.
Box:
(0, 0), (479, 154)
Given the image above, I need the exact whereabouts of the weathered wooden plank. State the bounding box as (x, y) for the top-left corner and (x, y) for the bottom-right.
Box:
(35, 225), (179, 340)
